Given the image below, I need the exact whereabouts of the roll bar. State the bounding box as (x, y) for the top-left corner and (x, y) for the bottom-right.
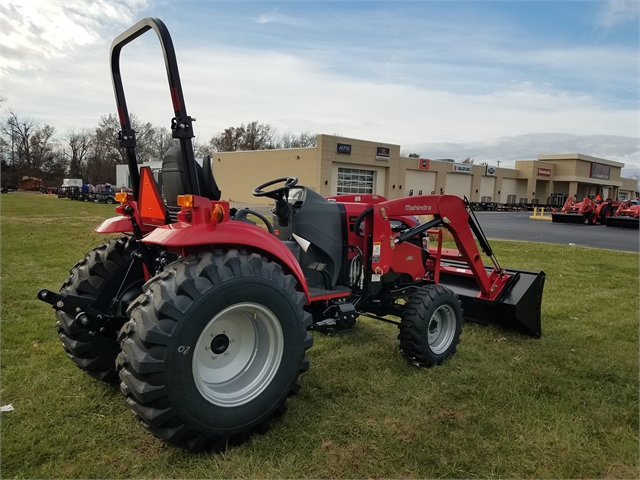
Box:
(110, 17), (200, 200)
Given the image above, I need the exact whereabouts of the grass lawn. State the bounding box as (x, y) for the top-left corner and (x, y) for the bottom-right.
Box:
(1, 192), (638, 478)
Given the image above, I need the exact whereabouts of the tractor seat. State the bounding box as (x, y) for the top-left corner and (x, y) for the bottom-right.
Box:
(161, 145), (221, 221)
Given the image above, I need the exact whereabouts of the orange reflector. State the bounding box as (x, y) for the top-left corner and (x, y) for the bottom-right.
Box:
(138, 166), (167, 226)
(210, 204), (224, 224)
(177, 195), (194, 208)
(115, 192), (128, 203)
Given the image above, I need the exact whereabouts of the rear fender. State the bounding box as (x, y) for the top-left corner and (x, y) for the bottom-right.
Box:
(95, 215), (133, 234)
(142, 221), (310, 300)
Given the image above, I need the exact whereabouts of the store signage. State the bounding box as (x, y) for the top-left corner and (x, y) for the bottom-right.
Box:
(418, 158), (430, 170)
(452, 163), (472, 173)
(485, 165), (497, 176)
(537, 167), (551, 176)
(337, 143), (351, 154)
(376, 146), (390, 161)
(590, 163), (610, 180)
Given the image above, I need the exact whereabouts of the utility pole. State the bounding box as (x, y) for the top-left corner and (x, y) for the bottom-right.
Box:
(497, 160), (501, 168)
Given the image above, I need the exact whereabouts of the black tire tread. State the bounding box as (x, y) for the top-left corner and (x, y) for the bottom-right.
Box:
(398, 284), (462, 367)
(56, 237), (140, 383)
(118, 248), (312, 452)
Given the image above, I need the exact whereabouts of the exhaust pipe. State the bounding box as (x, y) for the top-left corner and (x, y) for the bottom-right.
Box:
(439, 262), (545, 338)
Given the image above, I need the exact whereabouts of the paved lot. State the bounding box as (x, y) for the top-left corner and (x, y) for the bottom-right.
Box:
(474, 212), (638, 253)
(231, 202), (638, 253)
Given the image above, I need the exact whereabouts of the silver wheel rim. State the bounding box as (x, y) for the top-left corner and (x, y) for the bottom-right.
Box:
(428, 304), (457, 354)
(193, 302), (284, 407)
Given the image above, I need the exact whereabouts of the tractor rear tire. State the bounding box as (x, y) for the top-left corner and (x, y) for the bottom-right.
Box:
(398, 285), (463, 367)
(56, 237), (145, 383)
(117, 249), (313, 452)
(599, 205), (611, 225)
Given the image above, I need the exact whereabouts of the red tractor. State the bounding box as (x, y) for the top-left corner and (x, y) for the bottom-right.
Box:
(606, 199), (639, 229)
(37, 18), (545, 452)
(552, 187), (619, 225)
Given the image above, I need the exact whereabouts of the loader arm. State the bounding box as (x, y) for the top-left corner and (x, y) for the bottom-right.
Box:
(367, 194), (544, 337)
(370, 195), (509, 301)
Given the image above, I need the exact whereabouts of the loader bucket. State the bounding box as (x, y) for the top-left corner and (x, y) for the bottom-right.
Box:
(551, 212), (585, 224)
(606, 216), (639, 229)
(438, 262), (545, 337)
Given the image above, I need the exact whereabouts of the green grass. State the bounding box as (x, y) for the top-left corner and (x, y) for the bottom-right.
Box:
(1, 193), (638, 478)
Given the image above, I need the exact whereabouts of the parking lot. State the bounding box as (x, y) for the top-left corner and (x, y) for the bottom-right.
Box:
(474, 212), (638, 252)
(233, 202), (638, 253)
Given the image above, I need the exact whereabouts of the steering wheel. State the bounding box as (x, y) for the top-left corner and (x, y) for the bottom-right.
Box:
(252, 177), (298, 200)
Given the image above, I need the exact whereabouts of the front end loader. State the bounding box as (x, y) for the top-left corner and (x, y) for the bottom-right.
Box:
(606, 199), (639, 229)
(37, 17), (545, 452)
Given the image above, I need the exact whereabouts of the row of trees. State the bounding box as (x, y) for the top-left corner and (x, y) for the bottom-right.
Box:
(209, 121), (316, 152)
(1, 106), (316, 188)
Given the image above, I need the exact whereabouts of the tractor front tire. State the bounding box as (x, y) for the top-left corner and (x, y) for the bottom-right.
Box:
(398, 285), (463, 367)
(56, 237), (145, 383)
(117, 249), (313, 452)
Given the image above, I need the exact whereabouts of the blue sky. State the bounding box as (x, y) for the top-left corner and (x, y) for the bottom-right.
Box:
(1, 0), (638, 174)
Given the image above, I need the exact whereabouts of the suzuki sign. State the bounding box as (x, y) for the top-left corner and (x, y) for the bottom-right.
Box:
(452, 163), (472, 173)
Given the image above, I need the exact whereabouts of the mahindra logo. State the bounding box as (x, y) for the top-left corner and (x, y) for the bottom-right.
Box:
(405, 204), (432, 211)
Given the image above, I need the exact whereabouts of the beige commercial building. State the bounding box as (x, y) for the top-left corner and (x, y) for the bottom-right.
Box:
(209, 135), (638, 205)
(117, 134), (638, 204)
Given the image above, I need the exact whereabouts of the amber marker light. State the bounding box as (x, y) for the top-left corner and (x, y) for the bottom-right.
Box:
(210, 204), (224, 224)
(177, 195), (194, 208)
(115, 192), (128, 203)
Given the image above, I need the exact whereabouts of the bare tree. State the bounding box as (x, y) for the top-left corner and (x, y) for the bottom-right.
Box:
(29, 124), (57, 173)
(65, 127), (91, 178)
(2, 109), (37, 174)
(209, 121), (316, 152)
(149, 126), (177, 160)
(241, 121), (276, 150)
(210, 125), (246, 152)
(279, 132), (317, 148)
(632, 171), (640, 196)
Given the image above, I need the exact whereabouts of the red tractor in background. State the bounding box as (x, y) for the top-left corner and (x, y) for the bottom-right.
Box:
(606, 199), (639, 229)
(37, 18), (545, 452)
(551, 186), (619, 225)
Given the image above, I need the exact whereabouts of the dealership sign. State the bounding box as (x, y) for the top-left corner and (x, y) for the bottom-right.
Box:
(418, 158), (430, 170)
(485, 165), (496, 176)
(337, 143), (351, 154)
(590, 163), (611, 180)
(537, 167), (551, 176)
(376, 146), (390, 161)
(452, 163), (472, 173)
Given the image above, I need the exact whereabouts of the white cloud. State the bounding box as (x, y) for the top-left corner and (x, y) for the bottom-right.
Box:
(407, 133), (640, 176)
(597, 0), (640, 28)
(1, 1), (637, 176)
(256, 11), (306, 27)
(0, 0), (151, 73)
